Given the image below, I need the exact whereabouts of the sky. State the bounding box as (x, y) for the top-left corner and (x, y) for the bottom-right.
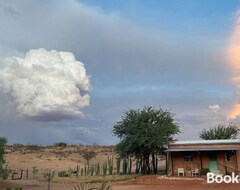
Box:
(0, 0), (240, 145)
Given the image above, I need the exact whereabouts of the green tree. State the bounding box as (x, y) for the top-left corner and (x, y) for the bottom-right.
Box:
(113, 106), (180, 174)
(0, 137), (8, 180)
(199, 124), (240, 140)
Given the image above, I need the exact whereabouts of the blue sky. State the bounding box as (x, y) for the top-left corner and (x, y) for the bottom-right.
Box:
(0, 0), (240, 145)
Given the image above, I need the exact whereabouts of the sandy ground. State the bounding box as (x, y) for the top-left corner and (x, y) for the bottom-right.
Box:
(1, 175), (240, 190)
(3, 146), (239, 189)
(4, 145), (116, 172)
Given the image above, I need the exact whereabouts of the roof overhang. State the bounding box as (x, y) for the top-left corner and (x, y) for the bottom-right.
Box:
(169, 139), (240, 145)
(165, 147), (239, 152)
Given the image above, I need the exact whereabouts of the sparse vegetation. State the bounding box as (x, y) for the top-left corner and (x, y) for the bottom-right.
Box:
(58, 170), (70, 177)
(53, 175), (133, 184)
(43, 170), (55, 190)
(200, 168), (210, 175)
(73, 181), (111, 190)
(13, 144), (25, 148)
(25, 144), (41, 150)
(82, 150), (97, 167)
(54, 142), (68, 147)
(5, 187), (23, 190)
(3, 143), (137, 188)
(32, 166), (39, 177)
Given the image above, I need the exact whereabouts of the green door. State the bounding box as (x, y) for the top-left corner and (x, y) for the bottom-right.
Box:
(209, 152), (219, 173)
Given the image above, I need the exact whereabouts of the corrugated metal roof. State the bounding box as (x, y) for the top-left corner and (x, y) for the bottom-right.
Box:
(169, 139), (240, 145)
(165, 147), (239, 152)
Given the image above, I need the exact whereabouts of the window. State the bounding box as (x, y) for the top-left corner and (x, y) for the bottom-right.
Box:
(225, 151), (233, 161)
(184, 152), (193, 161)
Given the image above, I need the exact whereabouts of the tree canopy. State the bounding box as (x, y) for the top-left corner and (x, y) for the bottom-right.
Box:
(113, 106), (180, 174)
(82, 150), (97, 167)
(199, 124), (240, 140)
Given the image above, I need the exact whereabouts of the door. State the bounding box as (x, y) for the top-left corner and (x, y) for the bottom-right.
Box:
(209, 152), (218, 172)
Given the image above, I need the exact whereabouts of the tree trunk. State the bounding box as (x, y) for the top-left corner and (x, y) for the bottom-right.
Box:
(142, 155), (148, 175)
(152, 152), (158, 174)
(47, 180), (50, 190)
(151, 153), (156, 173)
(141, 158), (146, 175)
(155, 152), (158, 174)
(146, 155), (151, 174)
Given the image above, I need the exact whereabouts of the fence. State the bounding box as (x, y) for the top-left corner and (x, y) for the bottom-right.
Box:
(8, 168), (55, 180)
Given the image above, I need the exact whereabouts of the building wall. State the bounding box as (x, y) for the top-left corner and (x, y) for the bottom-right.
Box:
(169, 150), (239, 176)
(216, 151), (236, 174)
(171, 152), (199, 176)
(236, 150), (240, 171)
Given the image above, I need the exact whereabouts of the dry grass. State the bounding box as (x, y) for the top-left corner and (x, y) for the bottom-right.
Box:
(4, 145), (116, 172)
(52, 175), (135, 184)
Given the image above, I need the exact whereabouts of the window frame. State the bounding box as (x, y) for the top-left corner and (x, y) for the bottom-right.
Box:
(183, 152), (193, 161)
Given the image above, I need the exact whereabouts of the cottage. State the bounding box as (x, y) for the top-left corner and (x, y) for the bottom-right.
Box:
(166, 139), (240, 176)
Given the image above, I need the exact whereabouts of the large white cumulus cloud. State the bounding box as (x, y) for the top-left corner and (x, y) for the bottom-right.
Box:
(0, 48), (91, 121)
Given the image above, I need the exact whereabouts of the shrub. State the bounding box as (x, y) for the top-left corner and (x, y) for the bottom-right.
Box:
(26, 144), (41, 150)
(0, 137), (8, 180)
(0, 166), (10, 180)
(200, 168), (210, 175)
(15, 188), (23, 190)
(5, 187), (23, 190)
(58, 171), (70, 177)
(73, 182), (111, 190)
(43, 170), (55, 190)
(32, 166), (39, 176)
(13, 144), (25, 148)
(54, 142), (67, 147)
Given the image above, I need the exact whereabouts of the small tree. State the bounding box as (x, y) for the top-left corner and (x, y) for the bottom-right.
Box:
(0, 137), (9, 180)
(199, 124), (240, 140)
(82, 150), (97, 167)
(43, 170), (55, 190)
(32, 166), (39, 178)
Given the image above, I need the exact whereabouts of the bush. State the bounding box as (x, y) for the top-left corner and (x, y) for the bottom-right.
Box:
(13, 144), (25, 148)
(73, 182), (112, 190)
(0, 167), (10, 180)
(0, 137), (8, 180)
(5, 187), (23, 190)
(200, 168), (210, 175)
(54, 142), (67, 147)
(58, 171), (70, 177)
(16, 187), (23, 190)
(26, 144), (41, 150)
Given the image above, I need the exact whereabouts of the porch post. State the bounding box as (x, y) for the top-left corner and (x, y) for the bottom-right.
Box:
(170, 152), (174, 176)
(234, 150), (238, 173)
(200, 151), (203, 176)
(166, 152), (168, 175)
(198, 151), (201, 170)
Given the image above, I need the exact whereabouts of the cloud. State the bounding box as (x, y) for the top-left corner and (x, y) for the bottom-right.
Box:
(208, 104), (221, 113)
(0, 0), (229, 87)
(0, 48), (91, 121)
(0, 2), (20, 19)
(0, 0), (234, 144)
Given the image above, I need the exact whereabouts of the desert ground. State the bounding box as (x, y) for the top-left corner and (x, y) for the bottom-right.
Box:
(1, 145), (239, 190)
(1, 175), (240, 190)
